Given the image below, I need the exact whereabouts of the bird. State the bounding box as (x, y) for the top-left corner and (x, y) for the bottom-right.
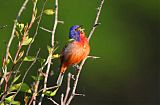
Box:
(57, 25), (90, 86)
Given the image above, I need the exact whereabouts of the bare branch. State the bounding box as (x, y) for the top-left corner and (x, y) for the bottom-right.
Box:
(38, 86), (58, 93)
(40, 26), (52, 33)
(48, 97), (59, 105)
(51, 0), (59, 47)
(87, 55), (100, 59)
(61, 94), (64, 105)
(88, 0), (104, 41)
(38, 0), (60, 104)
(26, 0), (48, 55)
(63, 73), (72, 104)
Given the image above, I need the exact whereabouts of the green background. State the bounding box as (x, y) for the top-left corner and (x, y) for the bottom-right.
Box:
(0, 0), (159, 105)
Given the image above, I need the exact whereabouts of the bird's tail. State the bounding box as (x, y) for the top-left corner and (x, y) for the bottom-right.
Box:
(56, 65), (67, 86)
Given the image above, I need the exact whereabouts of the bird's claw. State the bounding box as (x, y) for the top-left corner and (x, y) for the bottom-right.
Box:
(73, 64), (80, 70)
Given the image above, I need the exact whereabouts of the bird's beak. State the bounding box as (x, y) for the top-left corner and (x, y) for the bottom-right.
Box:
(78, 26), (85, 32)
(79, 28), (85, 31)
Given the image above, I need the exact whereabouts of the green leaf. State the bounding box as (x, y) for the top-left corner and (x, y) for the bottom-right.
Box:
(0, 102), (4, 105)
(44, 87), (59, 97)
(21, 83), (32, 93)
(5, 95), (20, 105)
(5, 95), (14, 103)
(47, 45), (53, 53)
(22, 36), (33, 45)
(10, 83), (21, 92)
(11, 101), (20, 105)
(38, 58), (46, 65)
(13, 75), (21, 84)
(31, 75), (43, 81)
(10, 83), (32, 93)
(52, 54), (60, 59)
(44, 9), (54, 15)
(16, 23), (24, 32)
(6, 59), (10, 65)
(23, 56), (35, 62)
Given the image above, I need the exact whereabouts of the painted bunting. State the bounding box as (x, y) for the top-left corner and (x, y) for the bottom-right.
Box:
(57, 25), (90, 85)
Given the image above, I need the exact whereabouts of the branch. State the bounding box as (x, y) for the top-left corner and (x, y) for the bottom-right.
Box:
(38, 0), (60, 104)
(26, 0), (48, 55)
(63, 73), (72, 104)
(0, 0), (29, 89)
(9, 49), (41, 105)
(48, 97), (59, 105)
(66, 0), (104, 104)
(5, 0), (29, 64)
(0, 0), (45, 103)
(51, 0), (59, 47)
(0, 49), (40, 104)
(88, 0), (104, 41)
(40, 26), (52, 33)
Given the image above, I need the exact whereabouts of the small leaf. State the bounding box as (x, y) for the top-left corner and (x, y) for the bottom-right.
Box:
(16, 23), (24, 32)
(52, 54), (60, 59)
(44, 9), (54, 15)
(18, 51), (24, 59)
(47, 45), (53, 54)
(21, 83), (32, 93)
(24, 96), (29, 105)
(44, 87), (59, 97)
(0, 102), (4, 105)
(13, 75), (21, 84)
(10, 83), (21, 92)
(5, 95), (14, 103)
(15, 30), (19, 38)
(22, 36), (33, 45)
(38, 58), (46, 65)
(31, 75), (43, 81)
(8, 52), (13, 62)
(6, 59), (10, 65)
(10, 83), (32, 93)
(23, 56), (35, 62)
(11, 101), (20, 105)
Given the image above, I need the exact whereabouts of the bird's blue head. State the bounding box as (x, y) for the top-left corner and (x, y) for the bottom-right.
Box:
(69, 25), (81, 41)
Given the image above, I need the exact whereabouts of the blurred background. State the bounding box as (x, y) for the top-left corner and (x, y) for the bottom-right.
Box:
(0, 0), (159, 105)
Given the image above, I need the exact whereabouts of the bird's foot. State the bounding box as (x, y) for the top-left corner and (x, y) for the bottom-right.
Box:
(73, 64), (80, 70)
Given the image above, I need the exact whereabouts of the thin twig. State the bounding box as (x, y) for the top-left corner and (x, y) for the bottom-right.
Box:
(26, 0), (48, 55)
(66, 0), (104, 104)
(28, 1), (48, 105)
(87, 55), (100, 59)
(29, 55), (49, 105)
(88, 0), (104, 41)
(40, 26), (52, 33)
(66, 58), (87, 105)
(63, 73), (72, 104)
(48, 97), (59, 105)
(38, 86), (58, 93)
(38, 54), (52, 105)
(61, 94), (64, 105)
(51, 0), (58, 47)
(5, 0), (29, 65)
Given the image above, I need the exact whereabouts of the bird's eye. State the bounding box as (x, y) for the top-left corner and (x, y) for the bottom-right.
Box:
(75, 28), (78, 31)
